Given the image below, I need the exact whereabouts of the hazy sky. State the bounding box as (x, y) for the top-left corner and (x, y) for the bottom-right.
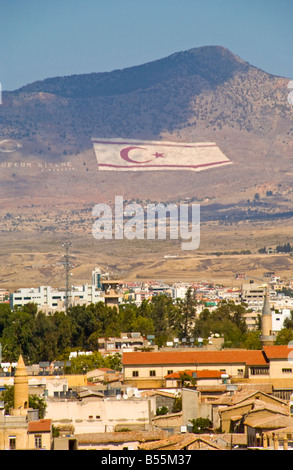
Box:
(1, 0), (292, 90)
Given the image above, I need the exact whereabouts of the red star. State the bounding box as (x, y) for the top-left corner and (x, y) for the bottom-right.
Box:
(153, 152), (165, 159)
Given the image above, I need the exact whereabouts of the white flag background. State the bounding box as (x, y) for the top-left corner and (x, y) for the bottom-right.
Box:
(92, 138), (232, 172)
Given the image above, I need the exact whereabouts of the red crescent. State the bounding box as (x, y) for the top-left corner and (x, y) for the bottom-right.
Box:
(120, 146), (152, 164)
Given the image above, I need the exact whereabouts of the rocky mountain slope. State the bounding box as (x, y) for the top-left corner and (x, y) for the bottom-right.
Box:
(0, 45), (292, 215)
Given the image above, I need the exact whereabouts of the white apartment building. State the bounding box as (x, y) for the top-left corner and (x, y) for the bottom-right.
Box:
(10, 284), (104, 313)
(272, 308), (292, 332)
(171, 284), (190, 300)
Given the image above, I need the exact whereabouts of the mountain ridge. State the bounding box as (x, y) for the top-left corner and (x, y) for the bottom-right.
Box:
(14, 46), (251, 97)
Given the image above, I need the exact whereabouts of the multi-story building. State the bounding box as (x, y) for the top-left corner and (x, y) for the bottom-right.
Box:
(122, 345), (293, 400)
(98, 332), (149, 355)
(10, 284), (104, 313)
(240, 281), (268, 309)
(0, 289), (9, 303)
(122, 349), (269, 389)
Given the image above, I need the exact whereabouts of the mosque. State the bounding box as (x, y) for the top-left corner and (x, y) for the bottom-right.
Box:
(260, 289), (276, 347)
(0, 355), (52, 450)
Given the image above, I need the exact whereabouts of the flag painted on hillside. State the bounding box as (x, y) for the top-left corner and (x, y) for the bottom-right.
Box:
(92, 138), (232, 172)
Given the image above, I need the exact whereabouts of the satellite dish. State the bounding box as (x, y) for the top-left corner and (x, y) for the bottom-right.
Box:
(116, 394), (121, 400)
(123, 394), (128, 400)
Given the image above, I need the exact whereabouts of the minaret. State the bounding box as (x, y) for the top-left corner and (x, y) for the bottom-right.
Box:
(11, 355), (29, 416)
(260, 290), (276, 347)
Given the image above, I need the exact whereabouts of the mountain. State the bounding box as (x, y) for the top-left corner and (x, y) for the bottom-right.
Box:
(1, 45), (293, 288)
(0, 45), (292, 215)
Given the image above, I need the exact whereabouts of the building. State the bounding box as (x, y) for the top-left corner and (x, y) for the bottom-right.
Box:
(44, 391), (156, 434)
(73, 430), (169, 451)
(122, 345), (293, 398)
(101, 279), (124, 308)
(164, 369), (229, 388)
(98, 332), (149, 354)
(272, 308), (291, 332)
(0, 289), (9, 303)
(240, 281), (267, 309)
(217, 389), (289, 434)
(171, 284), (190, 300)
(10, 284), (104, 313)
(122, 350), (269, 389)
(0, 355), (53, 450)
(260, 292), (276, 346)
(138, 432), (225, 450)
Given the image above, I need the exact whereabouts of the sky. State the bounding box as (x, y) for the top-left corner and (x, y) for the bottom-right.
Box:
(1, 0), (293, 91)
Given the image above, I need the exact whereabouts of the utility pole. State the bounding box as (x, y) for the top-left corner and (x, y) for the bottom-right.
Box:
(62, 241), (73, 313)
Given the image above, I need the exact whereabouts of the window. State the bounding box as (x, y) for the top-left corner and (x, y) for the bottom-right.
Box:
(35, 435), (42, 449)
(282, 368), (292, 374)
(150, 370), (156, 377)
(9, 437), (16, 450)
(250, 367), (269, 375)
(132, 371), (139, 377)
(237, 369), (244, 375)
(167, 370), (173, 375)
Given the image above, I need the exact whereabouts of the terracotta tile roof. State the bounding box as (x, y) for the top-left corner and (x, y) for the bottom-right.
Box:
(138, 433), (224, 450)
(76, 430), (168, 444)
(265, 425), (293, 437)
(213, 433), (247, 446)
(214, 389), (288, 410)
(263, 345), (293, 359)
(122, 350), (267, 366)
(28, 419), (51, 433)
(140, 390), (176, 398)
(220, 398), (288, 416)
(244, 414), (293, 430)
(165, 369), (225, 379)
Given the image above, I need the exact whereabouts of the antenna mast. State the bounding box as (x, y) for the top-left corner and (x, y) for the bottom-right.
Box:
(62, 241), (72, 312)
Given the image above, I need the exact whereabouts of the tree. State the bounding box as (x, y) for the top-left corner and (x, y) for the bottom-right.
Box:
(1, 309), (37, 362)
(28, 394), (47, 419)
(178, 371), (197, 387)
(242, 331), (262, 349)
(64, 351), (122, 374)
(284, 311), (293, 328)
(142, 295), (179, 347)
(177, 288), (197, 339)
(0, 386), (47, 418)
(51, 311), (73, 352)
(172, 394), (182, 412)
(156, 406), (168, 416)
(275, 328), (293, 345)
(190, 417), (212, 433)
(192, 300), (249, 348)
(0, 303), (11, 337)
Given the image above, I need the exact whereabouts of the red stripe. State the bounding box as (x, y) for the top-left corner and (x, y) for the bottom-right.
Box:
(92, 139), (217, 149)
(98, 160), (231, 169)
